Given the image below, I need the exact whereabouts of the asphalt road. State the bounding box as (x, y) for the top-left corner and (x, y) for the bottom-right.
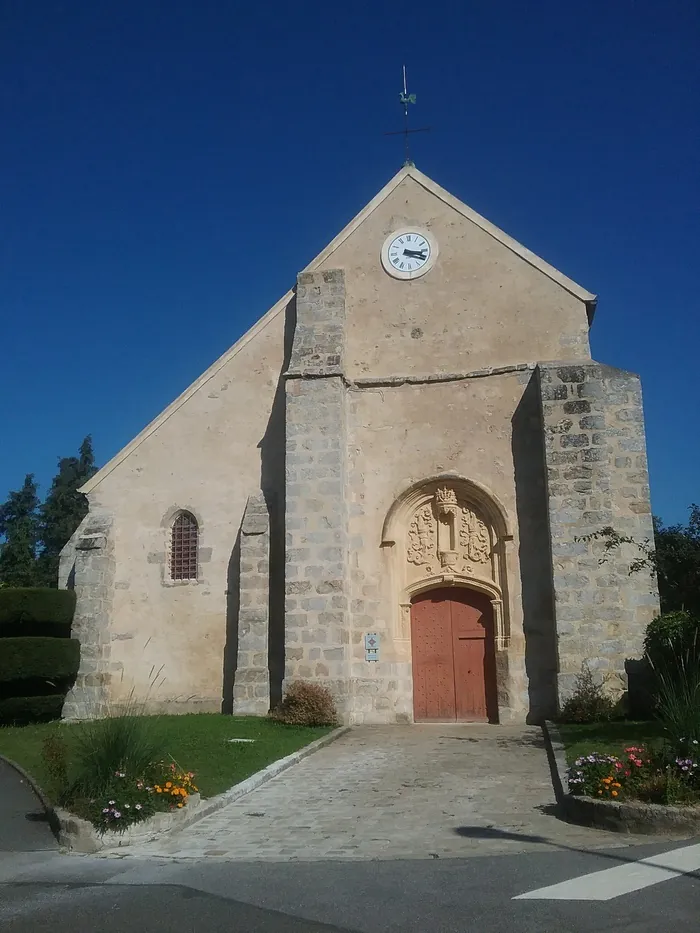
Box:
(0, 759), (56, 853)
(0, 841), (698, 933)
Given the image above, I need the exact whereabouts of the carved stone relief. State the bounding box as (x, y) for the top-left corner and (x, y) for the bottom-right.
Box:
(405, 486), (493, 579)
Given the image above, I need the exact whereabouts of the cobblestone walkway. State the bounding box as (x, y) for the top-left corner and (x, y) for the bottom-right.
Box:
(113, 725), (650, 861)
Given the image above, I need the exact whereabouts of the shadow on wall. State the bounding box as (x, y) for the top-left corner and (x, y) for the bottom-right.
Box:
(259, 294), (297, 710)
(221, 530), (241, 715)
(512, 373), (558, 723)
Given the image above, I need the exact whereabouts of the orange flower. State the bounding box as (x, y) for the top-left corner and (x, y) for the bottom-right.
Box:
(165, 782), (172, 789)
(611, 791), (618, 797)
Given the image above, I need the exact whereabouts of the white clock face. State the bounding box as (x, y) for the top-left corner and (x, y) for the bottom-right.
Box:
(381, 228), (437, 280)
(388, 232), (430, 272)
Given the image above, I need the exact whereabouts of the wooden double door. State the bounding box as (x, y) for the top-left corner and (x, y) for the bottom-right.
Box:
(411, 587), (498, 723)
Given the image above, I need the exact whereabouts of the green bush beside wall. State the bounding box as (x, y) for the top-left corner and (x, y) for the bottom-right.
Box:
(0, 588), (79, 725)
(0, 637), (80, 683)
(0, 695), (66, 725)
(0, 588), (76, 626)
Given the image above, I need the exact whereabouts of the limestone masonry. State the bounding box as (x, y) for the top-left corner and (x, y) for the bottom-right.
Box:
(61, 165), (658, 724)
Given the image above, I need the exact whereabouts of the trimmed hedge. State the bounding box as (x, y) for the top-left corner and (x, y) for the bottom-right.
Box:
(0, 637), (80, 683)
(0, 588), (76, 626)
(0, 694), (65, 725)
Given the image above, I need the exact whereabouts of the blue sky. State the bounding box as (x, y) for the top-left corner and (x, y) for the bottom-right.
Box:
(1, 1), (698, 524)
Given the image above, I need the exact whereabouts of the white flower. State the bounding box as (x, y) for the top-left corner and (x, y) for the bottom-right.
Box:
(108, 800), (115, 806)
(114, 811), (121, 818)
(135, 804), (142, 811)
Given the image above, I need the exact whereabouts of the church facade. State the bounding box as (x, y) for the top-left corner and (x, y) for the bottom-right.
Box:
(60, 166), (658, 725)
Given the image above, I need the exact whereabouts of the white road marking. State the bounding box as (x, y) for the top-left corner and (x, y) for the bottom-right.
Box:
(514, 842), (700, 901)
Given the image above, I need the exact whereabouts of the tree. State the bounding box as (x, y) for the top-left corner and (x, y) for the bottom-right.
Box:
(577, 503), (700, 616)
(35, 436), (97, 587)
(654, 505), (700, 617)
(0, 475), (40, 586)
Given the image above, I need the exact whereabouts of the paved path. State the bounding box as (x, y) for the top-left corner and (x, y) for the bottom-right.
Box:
(0, 758), (56, 852)
(112, 725), (660, 860)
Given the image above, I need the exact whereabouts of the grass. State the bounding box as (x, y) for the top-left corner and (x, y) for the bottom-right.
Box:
(0, 714), (333, 801)
(557, 720), (665, 764)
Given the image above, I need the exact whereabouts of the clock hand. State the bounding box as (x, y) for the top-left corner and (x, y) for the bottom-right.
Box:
(403, 249), (427, 259)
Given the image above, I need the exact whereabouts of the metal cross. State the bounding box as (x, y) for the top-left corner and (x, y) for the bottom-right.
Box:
(384, 65), (430, 166)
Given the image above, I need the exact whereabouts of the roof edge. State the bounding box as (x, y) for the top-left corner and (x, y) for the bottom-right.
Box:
(80, 289), (295, 494)
(83, 166), (416, 495)
(84, 163), (597, 493)
(404, 166), (597, 307)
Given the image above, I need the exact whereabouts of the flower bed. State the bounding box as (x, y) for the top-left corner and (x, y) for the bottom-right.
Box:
(74, 761), (199, 833)
(567, 740), (700, 807)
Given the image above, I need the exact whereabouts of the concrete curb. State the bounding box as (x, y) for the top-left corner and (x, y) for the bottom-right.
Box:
(563, 794), (700, 836)
(542, 720), (569, 804)
(0, 752), (61, 842)
(541, 720), (700, 836)
(94, 724), (351, 853)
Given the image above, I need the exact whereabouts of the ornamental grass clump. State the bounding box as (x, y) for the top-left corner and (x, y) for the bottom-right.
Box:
(70, 707), (164, 798)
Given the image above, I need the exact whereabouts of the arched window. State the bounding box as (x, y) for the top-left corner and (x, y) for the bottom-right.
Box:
(170, 512), (198, 580)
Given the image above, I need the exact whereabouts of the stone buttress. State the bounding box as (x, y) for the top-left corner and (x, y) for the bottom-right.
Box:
(232, 494), (271, 714)
(283, 270), (352, 717)
(537, 363), (659, 705)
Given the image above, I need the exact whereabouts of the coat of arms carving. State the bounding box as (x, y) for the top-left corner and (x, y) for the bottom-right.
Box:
(405, 487), (492, 576)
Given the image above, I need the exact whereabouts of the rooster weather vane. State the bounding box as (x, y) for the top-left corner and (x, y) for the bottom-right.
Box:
(384, 66), (430, 166)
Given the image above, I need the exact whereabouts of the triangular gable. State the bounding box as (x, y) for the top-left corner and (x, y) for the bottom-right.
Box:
(82, 165), (596, 494)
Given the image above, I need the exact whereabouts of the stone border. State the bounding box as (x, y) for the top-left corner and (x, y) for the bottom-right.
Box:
(542, 720), (700, 837)
(0, 751), (61, 842)
(65, 725), (350, 854)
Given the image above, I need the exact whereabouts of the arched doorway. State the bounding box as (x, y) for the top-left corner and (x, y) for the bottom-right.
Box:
(411, 587), (498, 723)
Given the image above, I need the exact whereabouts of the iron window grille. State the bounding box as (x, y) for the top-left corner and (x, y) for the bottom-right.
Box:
(170, 512), (198, 580)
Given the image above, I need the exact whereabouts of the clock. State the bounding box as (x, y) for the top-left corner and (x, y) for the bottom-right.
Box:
(380, 227), (438, 280)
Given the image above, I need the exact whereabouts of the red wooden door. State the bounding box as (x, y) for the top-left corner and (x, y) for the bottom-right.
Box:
(411, 588), (496, 723)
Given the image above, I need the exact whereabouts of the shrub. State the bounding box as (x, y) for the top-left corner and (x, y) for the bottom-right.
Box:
(559, 663), (616, 724)
(0, 694), (65, 725)
(0, 637), (80, 683)
(271, 681), (338, 727)
(644, 610), (699, 669)
(0, 588), (76, 626)
(70, 708), (166, 797)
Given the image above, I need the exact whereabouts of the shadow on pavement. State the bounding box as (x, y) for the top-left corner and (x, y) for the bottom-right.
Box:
(454, 823), (700, 878)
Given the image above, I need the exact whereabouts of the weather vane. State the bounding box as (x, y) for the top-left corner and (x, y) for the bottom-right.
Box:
(384, 65), (430, 166)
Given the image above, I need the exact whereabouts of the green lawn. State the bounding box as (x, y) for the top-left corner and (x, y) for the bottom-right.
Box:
(557, 720), (665, 764)
(0, 715), (333, 800)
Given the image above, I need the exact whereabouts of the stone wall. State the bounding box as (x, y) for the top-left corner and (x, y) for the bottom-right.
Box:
(62, 511), (115, 720)
(538, 363), (659, 704)
(232, 495), (270, 714)
(284, 270), (352, 716)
